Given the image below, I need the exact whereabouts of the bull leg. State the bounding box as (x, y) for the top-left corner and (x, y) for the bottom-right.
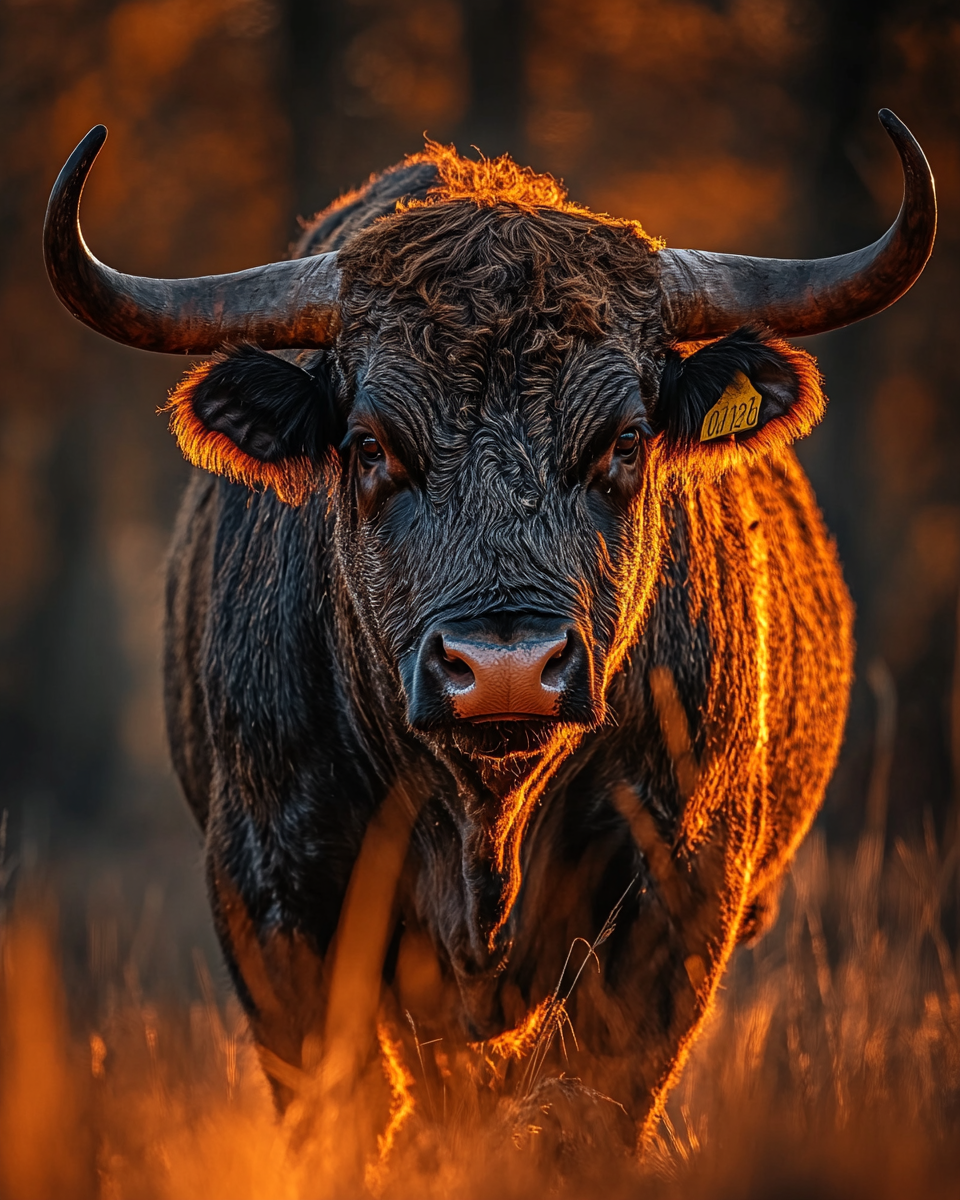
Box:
(206, 781), (422, 1111)
(206, 851), (396, 1184)
(559, 830), (726, 1141)
(206, 852), (328, 1109)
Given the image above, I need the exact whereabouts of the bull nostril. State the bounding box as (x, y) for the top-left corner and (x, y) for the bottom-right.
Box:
(444, 655), (473, 679)
(439, 640), (475, 684)
(541, 633), (571, 686)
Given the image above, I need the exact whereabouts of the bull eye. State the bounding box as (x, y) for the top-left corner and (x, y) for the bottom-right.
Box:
(359, 434), (384, 465)
(614, 428), (640, 458)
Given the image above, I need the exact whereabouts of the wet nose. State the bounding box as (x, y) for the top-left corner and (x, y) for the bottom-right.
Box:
(403, 616), (597, 729)
(439, 630), (568, 720)
(428, 620), (587, 721)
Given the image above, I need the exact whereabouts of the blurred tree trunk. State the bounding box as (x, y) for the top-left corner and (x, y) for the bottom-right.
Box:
(456, 0), (527, 158)
(795, 0), (958, 843)
(279, 0), (528, 228)
(282, 0), (347, 230)
(795, 0), (897, 565)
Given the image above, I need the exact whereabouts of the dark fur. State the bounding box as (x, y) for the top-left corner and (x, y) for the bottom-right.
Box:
(163, 155), (852, 1145)
(188, 343), (340, 462)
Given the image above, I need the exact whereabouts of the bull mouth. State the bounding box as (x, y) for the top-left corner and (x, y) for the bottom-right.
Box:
(468, 712), (556, 723)
(449, 717), (561, 761)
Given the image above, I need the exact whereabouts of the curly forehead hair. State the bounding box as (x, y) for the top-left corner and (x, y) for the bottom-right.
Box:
(334, 143), (664, 380)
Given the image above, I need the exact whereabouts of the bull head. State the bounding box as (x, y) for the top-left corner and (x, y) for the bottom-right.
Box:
(44, 112), (935, 777)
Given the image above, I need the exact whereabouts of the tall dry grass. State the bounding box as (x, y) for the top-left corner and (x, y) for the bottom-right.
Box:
(1, 702), (958, 1197)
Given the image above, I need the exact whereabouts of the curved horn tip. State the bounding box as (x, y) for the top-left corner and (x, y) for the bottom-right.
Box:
(878, 108), (909, 139)
(876, 108), (935, 188)
(876, 106), (937, 231)
(877, 108), (926, 160)
(46, 125), (108, 232)
(660, 106), (936, 340)
(68, 124), (108, 170)
(43, 121), (342, 355)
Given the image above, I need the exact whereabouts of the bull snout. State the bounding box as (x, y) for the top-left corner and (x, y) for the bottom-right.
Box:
(440, 629), (567, 719)
(404, 615), (597, 730)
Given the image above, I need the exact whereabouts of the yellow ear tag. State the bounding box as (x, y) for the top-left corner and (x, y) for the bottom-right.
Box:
(699, 371), (762, 442)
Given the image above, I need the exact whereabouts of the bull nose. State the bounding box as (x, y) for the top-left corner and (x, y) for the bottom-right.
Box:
(439, 630), (569, 720)
(403, 615), (597, 731)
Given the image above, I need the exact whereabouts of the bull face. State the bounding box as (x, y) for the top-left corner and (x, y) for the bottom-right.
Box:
(338, 339), (652, 760)
(166, 201), (825, 775)
(327, 201), (667, 770)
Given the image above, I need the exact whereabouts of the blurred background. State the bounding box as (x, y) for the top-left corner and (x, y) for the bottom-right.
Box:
(0, 0), (958, 985)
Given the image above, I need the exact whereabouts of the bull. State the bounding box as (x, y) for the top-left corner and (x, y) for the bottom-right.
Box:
(44, 111), (935, 1154)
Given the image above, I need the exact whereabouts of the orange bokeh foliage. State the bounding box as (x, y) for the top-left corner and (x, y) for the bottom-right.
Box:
(0, 907), (91, 1200)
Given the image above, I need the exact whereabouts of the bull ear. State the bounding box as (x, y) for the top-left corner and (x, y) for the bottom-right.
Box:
(165, 344), (340, 505)
(654, 328), (825, 474)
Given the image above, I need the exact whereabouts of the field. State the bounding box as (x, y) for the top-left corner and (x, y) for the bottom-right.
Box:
(1, 803), (958, 1199)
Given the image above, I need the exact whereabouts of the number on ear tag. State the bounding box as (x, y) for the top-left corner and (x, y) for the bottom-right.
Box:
(699, 371), (762, 443)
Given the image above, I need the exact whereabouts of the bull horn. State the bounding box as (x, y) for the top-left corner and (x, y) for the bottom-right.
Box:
(659, 109), (936, 340)
(44, 125), (341, 354)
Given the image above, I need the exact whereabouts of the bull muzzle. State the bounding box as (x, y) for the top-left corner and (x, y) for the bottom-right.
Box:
(404, 614), (597, 734)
